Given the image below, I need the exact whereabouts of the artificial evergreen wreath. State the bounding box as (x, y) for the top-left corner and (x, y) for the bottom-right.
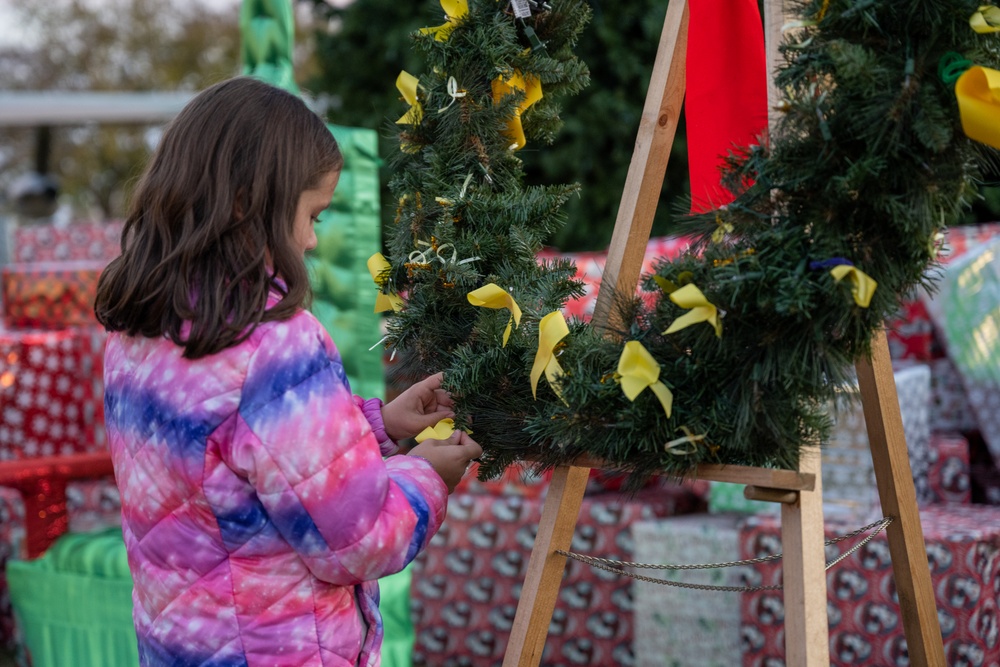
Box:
(373, 0), (1000, 481)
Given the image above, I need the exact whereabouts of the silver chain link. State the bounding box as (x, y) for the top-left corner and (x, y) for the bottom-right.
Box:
(556, 515), (893, 593)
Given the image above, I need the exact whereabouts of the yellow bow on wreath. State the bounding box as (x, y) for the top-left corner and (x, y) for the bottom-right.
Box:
(491, 71), (543, 150)
(420, 0), (469, 42)
(530, 310), (569, 401)
(970, 5), (1000, 33)
(367, 252), (404, 313)
(663, 283), (722, 338)
(830, 265), (877, 308)
(415, 418), (456, 443)
(467, 283), (522, 346)
(617, 341), (673, 419)
(956, 66), (1000, 150)
(396, 71), (423, 125)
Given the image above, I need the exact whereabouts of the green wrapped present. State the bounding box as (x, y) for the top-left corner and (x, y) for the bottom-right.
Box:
(7, 528), (137, 667)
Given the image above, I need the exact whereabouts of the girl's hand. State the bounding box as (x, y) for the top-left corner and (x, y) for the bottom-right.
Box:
(381, 372), (455, 442)
(408, 431), (483, 493)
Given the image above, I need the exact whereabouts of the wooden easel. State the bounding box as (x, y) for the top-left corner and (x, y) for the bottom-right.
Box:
(502, 1), (946, 665)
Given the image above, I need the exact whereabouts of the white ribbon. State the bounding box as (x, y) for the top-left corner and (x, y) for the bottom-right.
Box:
(438, 76), (467, 113)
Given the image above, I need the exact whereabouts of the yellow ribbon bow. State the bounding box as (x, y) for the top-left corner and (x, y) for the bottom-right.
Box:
(971, 5), (1000, 32)
(530, 311), (569, 401)
(956, 66), (1000, 150)
(617, 341), (673, 419)
(663, 284), (722, 338)
(419, 0), (469, 42)
(367, 252), (404, 313)
(396, 71), (423, 125)
(467, 283), (522, 346)
(830, 265), (877, 308)
(415, 418), (456, 443)
(491, 71), (543, 150)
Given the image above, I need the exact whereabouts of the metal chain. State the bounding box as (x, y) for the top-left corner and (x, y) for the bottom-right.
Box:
(556, 515), (893, 593)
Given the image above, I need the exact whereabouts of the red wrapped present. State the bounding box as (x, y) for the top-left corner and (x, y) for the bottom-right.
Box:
(12, 221), (122, 263)
(740, 505), (1000, 666)
(537, 235), (692, 321)
(886, 299), (934, 362)
(928, 432), (972, 505)
(940, 222), (1000, 264)
(0, 326), (107, 460)
(2, 261), (105, 330)
(410, 484), (707, 667)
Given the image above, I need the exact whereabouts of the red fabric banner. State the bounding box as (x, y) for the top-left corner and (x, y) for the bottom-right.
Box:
(685, 0), (768, 213)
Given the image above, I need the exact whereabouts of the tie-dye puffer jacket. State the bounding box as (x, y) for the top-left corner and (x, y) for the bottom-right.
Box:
(104, 306), (448, 667)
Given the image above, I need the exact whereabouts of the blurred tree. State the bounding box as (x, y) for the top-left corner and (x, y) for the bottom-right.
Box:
(0, 0), (243, 220)
(303, 0), (690, 252)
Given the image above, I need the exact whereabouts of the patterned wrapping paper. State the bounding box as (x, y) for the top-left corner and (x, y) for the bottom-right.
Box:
(923, 237), (1000, 464)
(0, 487), (26, 649)
(0, 326), (107, 459)
(409, 484), (708, 667)
(11, 222), (122, 264)
(537, 236), (692, 321)
(739, 505), (1000, 667)
(823, 364), (933, 512)
(928, 432), (972, 505)
(927, 356), (980, 434)
(1, 261), (105, 330)
(886, 299), (934, 362)
(632, 513), (751, 667)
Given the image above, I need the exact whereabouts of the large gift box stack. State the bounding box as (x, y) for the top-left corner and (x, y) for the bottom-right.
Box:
(410, 477), (708, 667)
(0, 223), (122, 649)
(739, 505), (1000, 666)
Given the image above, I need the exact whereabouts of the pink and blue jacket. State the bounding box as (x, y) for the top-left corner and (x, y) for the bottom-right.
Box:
(104, 307), (448, 666)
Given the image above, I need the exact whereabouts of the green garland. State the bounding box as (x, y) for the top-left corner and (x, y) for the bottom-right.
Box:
(378, 0), (1000, 481)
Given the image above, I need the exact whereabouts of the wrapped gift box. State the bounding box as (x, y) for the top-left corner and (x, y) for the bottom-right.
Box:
(2, 261), (105, 330)
(537, 235), (690, 321)
(12, 222), (121, 264)
(0, 478), (120, 650)
(0, 327), (107, 459)
(886, 299), (934, 362)
(708, 481), (776, 515)
(823, 364), (933, 512)
(410, 483), (707, 667)
(740, 505), (1000, 667)
(923, 236), (1000, 463)
(633, 513), (749, 667)
(928, 432), (972, 505)
(928, 356), (979, 433)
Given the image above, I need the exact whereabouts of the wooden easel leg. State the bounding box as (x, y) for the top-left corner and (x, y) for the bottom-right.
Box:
(780, 446), (829, 666)
(855, 329), (946, 666)
(502, 465), (590, 667)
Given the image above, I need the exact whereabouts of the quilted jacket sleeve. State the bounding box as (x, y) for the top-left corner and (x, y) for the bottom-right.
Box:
(222, 311), (448, 586)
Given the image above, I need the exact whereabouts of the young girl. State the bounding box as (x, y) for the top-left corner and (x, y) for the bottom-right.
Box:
(94, 76), (481, 667)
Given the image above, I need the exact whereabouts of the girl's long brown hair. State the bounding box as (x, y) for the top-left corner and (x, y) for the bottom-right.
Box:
(95, 77), (343, 359)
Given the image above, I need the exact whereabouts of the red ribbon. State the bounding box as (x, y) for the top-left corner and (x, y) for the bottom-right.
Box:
(685, 0), (768, 213)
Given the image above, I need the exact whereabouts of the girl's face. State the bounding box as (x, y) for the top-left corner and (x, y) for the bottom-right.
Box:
(292, 170), (340, 257)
